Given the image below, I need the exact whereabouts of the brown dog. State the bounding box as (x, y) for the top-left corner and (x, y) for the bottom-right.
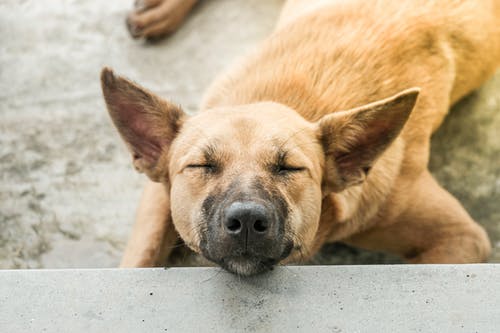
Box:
(102, 0), (500, 275)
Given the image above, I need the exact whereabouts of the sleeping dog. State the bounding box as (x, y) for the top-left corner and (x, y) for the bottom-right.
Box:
(103, 0), (500, 275)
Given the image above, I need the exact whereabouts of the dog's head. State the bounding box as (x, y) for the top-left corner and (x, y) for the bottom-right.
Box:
(101, 68), (418, 275)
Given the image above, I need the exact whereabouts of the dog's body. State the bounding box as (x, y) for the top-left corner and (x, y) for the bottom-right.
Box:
(107, 0), (500, 272)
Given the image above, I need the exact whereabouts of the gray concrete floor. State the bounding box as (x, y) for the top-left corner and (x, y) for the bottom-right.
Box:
(3, 265), (500, 332)
(0, 0), (499, 269)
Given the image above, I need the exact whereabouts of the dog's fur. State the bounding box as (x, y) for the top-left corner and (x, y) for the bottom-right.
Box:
(102, 0), (500, 274)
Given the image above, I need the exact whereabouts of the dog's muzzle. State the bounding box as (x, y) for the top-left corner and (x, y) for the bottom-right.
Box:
(201, 200), (292, 276)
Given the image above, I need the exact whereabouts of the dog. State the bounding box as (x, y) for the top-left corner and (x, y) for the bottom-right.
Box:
(102, 0), (500, 276)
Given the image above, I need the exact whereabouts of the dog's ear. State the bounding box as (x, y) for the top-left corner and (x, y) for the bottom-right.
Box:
(318, 88), (419, 193)
(101, 67), (186, 182)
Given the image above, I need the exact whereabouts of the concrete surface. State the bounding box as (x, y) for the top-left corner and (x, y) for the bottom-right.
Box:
(1, 265), (500, 332)
(0, 0), (499, 269)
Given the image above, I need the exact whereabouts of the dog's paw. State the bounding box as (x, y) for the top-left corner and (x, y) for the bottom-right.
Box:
(126, 0), (197, 40)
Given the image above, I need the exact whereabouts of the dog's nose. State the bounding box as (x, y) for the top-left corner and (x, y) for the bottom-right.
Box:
(223, 201), (271, 237)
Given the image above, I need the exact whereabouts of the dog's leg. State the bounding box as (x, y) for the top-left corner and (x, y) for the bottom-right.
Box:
(120, 180), (178, 267)
(346, 171), (491, 263)
(126, 0), (198, 39)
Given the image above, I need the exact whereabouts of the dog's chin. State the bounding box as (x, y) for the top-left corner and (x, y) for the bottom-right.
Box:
(219, 256), (278, 276)
(200, 242), (294, 276)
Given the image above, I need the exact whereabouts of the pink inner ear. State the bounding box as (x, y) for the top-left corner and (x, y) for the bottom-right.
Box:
(113, 97), (164, 165)
(360, 118), (395, 147)
(336, 118), (397, 171)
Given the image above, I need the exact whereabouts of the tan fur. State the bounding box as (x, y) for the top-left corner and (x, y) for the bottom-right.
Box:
(126, 0), (198, 39)
(111, 0), (500, 268)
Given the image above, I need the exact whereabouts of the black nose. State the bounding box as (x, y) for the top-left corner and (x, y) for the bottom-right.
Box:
(224, 201), (271, 236)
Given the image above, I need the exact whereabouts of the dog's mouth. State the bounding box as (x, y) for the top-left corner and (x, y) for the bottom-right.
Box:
(203, 242), (294, 276)
(218, 255), (278, 276)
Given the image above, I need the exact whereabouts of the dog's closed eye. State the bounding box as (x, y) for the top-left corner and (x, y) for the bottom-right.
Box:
(273, 149), (306, 175)
(186, 164), (214, 168)
(186, 163), (216, 169)
(275, 165), (306, 175)
(185, 163), (219, 174)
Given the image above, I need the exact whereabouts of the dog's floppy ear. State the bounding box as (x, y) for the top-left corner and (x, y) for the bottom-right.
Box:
(101, 67), (186, 182)
(318, 88), (420, 193)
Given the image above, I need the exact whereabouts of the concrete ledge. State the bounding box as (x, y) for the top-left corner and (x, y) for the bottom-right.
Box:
(1, 265), (499, 332)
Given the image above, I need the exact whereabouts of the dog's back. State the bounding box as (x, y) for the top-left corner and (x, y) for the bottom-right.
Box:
(203, 0), (500, 129)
